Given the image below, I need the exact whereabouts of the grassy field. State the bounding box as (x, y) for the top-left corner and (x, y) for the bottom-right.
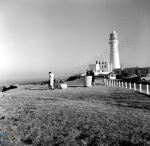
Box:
(0, 78), (150, 145)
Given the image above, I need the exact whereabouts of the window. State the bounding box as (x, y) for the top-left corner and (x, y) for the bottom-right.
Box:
(128, 70), (131, 73)
(144, 69), (148, 74)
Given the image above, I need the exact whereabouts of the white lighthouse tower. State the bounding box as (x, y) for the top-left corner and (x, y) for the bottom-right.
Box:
(109, 31), (120, 72)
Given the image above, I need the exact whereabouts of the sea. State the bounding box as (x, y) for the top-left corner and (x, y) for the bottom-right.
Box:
(0, 78), (48, 86)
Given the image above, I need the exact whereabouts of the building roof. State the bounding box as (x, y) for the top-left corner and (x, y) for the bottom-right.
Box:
(139, 67), (150, 69)
(123, 67), (139, 69)
(113, 68), (122, 70)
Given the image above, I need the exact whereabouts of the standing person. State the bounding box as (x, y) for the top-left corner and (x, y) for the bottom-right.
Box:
(91, 70), (96, 87)
(86, 70), (90, 76)
(49, 72), (54, 90)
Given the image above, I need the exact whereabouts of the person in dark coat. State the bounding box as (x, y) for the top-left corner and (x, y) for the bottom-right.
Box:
(86, 70), (90, 76)
(91, 70), (96, 86)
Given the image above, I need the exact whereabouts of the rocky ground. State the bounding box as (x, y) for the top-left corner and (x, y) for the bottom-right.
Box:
(0, 79), (150, 145)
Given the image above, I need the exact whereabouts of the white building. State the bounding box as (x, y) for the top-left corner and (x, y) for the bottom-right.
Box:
(89, 61), (109, 75)
(109, 31), (120, 72)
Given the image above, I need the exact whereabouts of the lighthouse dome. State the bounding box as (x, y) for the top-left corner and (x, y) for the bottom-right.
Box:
(110, 31), (118, 40)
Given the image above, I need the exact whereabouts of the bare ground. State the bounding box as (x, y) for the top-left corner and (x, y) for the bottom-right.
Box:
(0, 80), (150, 145)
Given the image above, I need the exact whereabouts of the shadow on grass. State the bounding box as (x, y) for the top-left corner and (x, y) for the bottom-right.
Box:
(27, 88), (49, 90)
(119, 140), (141, 146)
(36, 97), (60, 100)
(96, 83), (105, 86)
(136, 91), (150, 98)
(114, 102), (150, 111)
(67, 85), (84, 87)
(109, 90), (150, 111)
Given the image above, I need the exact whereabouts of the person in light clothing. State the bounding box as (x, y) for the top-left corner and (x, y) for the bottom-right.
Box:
(49, 72), (54, 90)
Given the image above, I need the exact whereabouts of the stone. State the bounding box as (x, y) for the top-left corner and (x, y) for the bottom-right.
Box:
(0, 86), (6, 92)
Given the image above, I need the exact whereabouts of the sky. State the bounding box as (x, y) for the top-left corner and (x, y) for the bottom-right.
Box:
(0, 0), (150, 83)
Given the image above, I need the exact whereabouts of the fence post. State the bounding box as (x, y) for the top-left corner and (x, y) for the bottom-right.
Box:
(147, 84), (149, 94)
(129, 82), (131, 89)
(114, 81), (115, 86)
(139, 84), (142, 92)
(125, 82), (127, 88)
(122, 82), (124, 87)
(119, 81), (120, 87)
(134, 83), (136, 90)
